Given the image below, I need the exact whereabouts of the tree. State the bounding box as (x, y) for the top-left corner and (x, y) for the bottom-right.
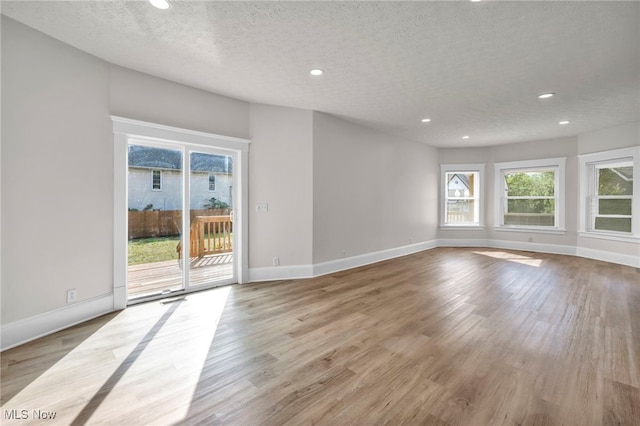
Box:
(505, 171), (555, 214)
(204, 197), (229, 209)
(597, 167), (632, 196)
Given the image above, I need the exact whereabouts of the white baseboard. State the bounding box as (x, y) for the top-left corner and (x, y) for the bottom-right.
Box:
(248, 240), (438, 283)
(1, 294), (114, 351)
(313, 240), (438, 277)
(489, 240), (576, 256)
(249, 238), (637, 285)
(437, 238), (490, 248)
(249, 264), (314, 282)
(576, 247), (640, 268)
(438, 238), (576, 256)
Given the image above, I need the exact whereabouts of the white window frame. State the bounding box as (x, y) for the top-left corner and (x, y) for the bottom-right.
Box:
(440, 163), (485, 229)
(494, 157), (566, 234)
(208, 173), (216, 191)
(578, 146), (640, 242)
(112, 116), (250, 310)
(151, 169), (162, 191)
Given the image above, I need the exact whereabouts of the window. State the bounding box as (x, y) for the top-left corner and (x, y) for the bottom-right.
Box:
(440, 164), (484, 227)
(208, 174), (216, 191)
(151, 170), (162, 191)
(579, 146), (639, 240)
(494, 157), (566, 233)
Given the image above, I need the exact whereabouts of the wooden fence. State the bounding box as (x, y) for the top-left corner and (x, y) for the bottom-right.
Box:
(128, 209), (231, 239)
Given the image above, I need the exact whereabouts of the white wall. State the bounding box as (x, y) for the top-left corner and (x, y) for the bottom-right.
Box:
(110, 65), (250, 140)
(249, 104), (314, 268)
(312, 112), (438, 264)
(578, 122), (639, 155)
(1, 18), (253, 346)
(1, 16), (113, 323)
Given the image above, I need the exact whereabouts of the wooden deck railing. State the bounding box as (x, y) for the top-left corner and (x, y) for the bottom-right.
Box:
(177, 215), (233, 258)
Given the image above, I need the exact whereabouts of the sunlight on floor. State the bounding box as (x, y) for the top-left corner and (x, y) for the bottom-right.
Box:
(2, 286), (231, 425)
(473, 251), (544, 267)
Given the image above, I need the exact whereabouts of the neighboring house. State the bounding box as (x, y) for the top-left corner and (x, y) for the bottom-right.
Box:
(446, 173), (472, 219)
(128, 145), (233, 211)
(447, 173), (470, 198)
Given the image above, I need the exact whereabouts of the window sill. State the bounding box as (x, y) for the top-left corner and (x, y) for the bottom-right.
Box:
(440, 225), (485, 231)
(494, 226), (567, 235)
(578, 231), (640, 244)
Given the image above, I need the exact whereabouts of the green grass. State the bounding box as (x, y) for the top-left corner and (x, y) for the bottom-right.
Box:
(128, 237), (180, 265)
(128, 233), (232, 265)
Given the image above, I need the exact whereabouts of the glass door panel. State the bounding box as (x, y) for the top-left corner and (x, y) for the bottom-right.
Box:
(127, 144), (184, 300)
(188, 151), (234, 287)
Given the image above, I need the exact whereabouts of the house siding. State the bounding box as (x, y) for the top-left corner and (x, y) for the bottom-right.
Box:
(128, 169), (233, 211)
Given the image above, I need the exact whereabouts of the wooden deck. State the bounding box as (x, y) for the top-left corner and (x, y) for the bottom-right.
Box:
(127, 253), (233, 298)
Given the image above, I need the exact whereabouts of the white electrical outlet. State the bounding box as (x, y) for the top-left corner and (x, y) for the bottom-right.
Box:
(341, 250), (347, 258)
(273, 257), (279, 266)
(256, 203), (269, 213)
(67, 289), (77, 304)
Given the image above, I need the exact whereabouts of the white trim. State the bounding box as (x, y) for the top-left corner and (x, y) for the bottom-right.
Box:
(493, 226), (567, 235)
(247, 238), (637, 283)
(313, 240), (438, 277)
(151, 169), (163, 191)
(113, 133), (128, 310)
(249, 265), (314, 282)
(438, 238), (491, 247)
(489, 239), (576, 256)
(578, 146), (639, 238)
(440, 163), (485, 227)
(578, 231), (640, 243)
(576, 246), (640, 268)
(248, 240), (439, 283)
(112, 116), (251, 308)
(578, 146), (639, 162)
(237, 149), (250, 284)
(494, 157), (566, 232)
(249, 240), (437, 282)
(1, 294), (114, 351)
(111, 116), (250, 151)
(438, 238), (575, 255)
(439, 226), (486, 231)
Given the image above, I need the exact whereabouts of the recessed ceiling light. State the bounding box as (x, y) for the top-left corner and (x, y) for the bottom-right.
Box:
(421, 118), (431, 123)
(149, 0), (171, 9)
(470, 0), (482, 2)
(462, 136), (470, 139)
(538, 93), (555, 99)
(310, 69), (325, 76)
(559, 120), (571, 125)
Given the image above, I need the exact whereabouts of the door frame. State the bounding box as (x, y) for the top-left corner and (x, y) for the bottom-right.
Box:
(112, 116), (250, 309)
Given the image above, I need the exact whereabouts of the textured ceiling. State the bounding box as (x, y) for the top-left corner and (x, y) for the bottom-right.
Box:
(2, 1), (639, 147)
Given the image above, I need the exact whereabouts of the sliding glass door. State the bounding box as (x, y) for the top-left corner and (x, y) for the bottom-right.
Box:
(188, 151), (234, 289)
(126, 142), (236, 303)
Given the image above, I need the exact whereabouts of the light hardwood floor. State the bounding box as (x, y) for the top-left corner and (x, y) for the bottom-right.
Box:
(1, 248), (639, 425)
